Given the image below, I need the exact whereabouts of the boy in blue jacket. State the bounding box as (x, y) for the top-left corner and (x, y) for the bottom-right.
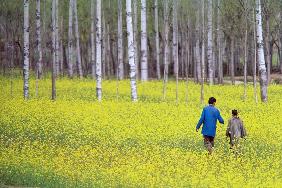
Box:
(196, 97), (224, 154)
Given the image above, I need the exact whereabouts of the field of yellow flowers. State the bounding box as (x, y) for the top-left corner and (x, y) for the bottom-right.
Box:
(0, 76), (282, 187)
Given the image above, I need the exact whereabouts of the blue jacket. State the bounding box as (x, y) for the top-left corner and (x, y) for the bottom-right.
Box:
(196, 105), (224, 137)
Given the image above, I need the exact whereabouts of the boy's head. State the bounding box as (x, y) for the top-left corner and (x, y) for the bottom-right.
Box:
(208, 97), (216, 105)
(232, 109), (238, 116)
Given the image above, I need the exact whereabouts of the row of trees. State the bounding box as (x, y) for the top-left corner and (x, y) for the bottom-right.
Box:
(1, 0), (281, 102)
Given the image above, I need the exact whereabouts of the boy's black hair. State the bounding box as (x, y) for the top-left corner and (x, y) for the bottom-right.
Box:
(208, 97), (216, 104)
(232, 109), (238, 116)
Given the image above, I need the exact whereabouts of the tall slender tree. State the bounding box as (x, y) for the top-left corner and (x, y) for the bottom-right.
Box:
(256, 0), (268, 102)
(207, 0), (214, 85)
(118, 0), (124, 80)
(253, 7), (258, 103)
(133, 0), (139, 80)
(173, 0), (179, 102)
(90, 0), (95, 79)
(68, 0), (74, 78)
(36, 0), (42, 79)
(96, 0), (102, 101)
(154, 0), (161, 80)
(73, 0), (83, 78)
(201, 0), (205, 104)
(126, 0), (138, 101)
(217, 0), (223, 84)
(243, 0), (248, 100)
(35, 0), (42, 97)
(55, 0), (59, 76)
(162, 0), (169, 100)
(141, 0), (148, 81)
(23, 0), (29, 100)
(51, 0), (56, 100)
(196, 5), (201, 83)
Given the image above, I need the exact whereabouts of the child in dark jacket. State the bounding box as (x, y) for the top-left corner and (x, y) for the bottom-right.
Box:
(226, 110), (247, 149)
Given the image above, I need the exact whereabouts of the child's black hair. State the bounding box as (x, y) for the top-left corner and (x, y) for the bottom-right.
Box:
(232, 109), (238, 116)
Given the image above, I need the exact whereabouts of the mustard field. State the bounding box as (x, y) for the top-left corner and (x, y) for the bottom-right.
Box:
(0, 77), (282, 187)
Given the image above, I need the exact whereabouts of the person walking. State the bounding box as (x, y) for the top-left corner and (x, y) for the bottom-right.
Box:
(226, 109), (247, 149)
(196, 97), (224, 154)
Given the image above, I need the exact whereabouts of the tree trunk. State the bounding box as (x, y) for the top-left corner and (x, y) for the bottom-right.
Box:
(91, 0), (95, 79)
(51, 0), (56, 100)
(36, 0), (43, 79)
(68, 0), (74, 78)
(162, 0), (169, 100)
(244, 25), (248, 100)
(201, 0), (205, 104)
(133, 0), (139, 80)
(154, 0), (161, 79)
(96, 0), (102, 100)
(73, 0), (83, 78)
(23, 0), (29, 100)
(118, 0), (124, 80)
(102, 12), (106, 78)
(196, 6), (201, 83)
(217, 0), (223, 84)
(141, 0), (148, 81)
(230, 36), (235, 85)
(126, 0), (138, 101)
(256, 0), (268, 102)
(173, 0), (178, 103)
(207, 0), (214, 85)
(106, 23), (111, 77)
(253, 8), (258, 103)
(55, 0), (60, 77)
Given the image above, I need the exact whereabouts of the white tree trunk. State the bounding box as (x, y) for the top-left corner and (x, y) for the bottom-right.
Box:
(256, 0), (268, 102)
(154, 0), (161, 79)
(244, 25), (248, 100)
(140, 0), (148, 81)
(217, 0), (223, 84)
(102, 12), (106, 78)
(96, 0), (102, 101)
(243, 0), (248, 100)
(196, 5), (201, 83)
(173, 0), (178, 102)
(201, 0), (205, 103)
(23, 0), (29, 100)
(36, 0), (42, 79)
(162, 0), (169, 100)
(73, 0), (83, 78)
(91, 0), (95, 79)
(253, 8), (258, 103)
(207, 0), (214, 85)
(133, 0), (139, 80)
(118, 0), (124, 80)
(68, 0), (74, 78)
(126, 0), (138, 101)
(51, 0), (56, 100)
(55, 0), (60, 76)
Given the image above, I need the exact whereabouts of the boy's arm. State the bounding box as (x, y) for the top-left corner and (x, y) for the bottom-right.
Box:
(217, 110), (224, 124)
(196, 109), (205, 131)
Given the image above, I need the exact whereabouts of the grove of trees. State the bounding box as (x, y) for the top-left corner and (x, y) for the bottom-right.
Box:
(1, 0), (282, 102)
